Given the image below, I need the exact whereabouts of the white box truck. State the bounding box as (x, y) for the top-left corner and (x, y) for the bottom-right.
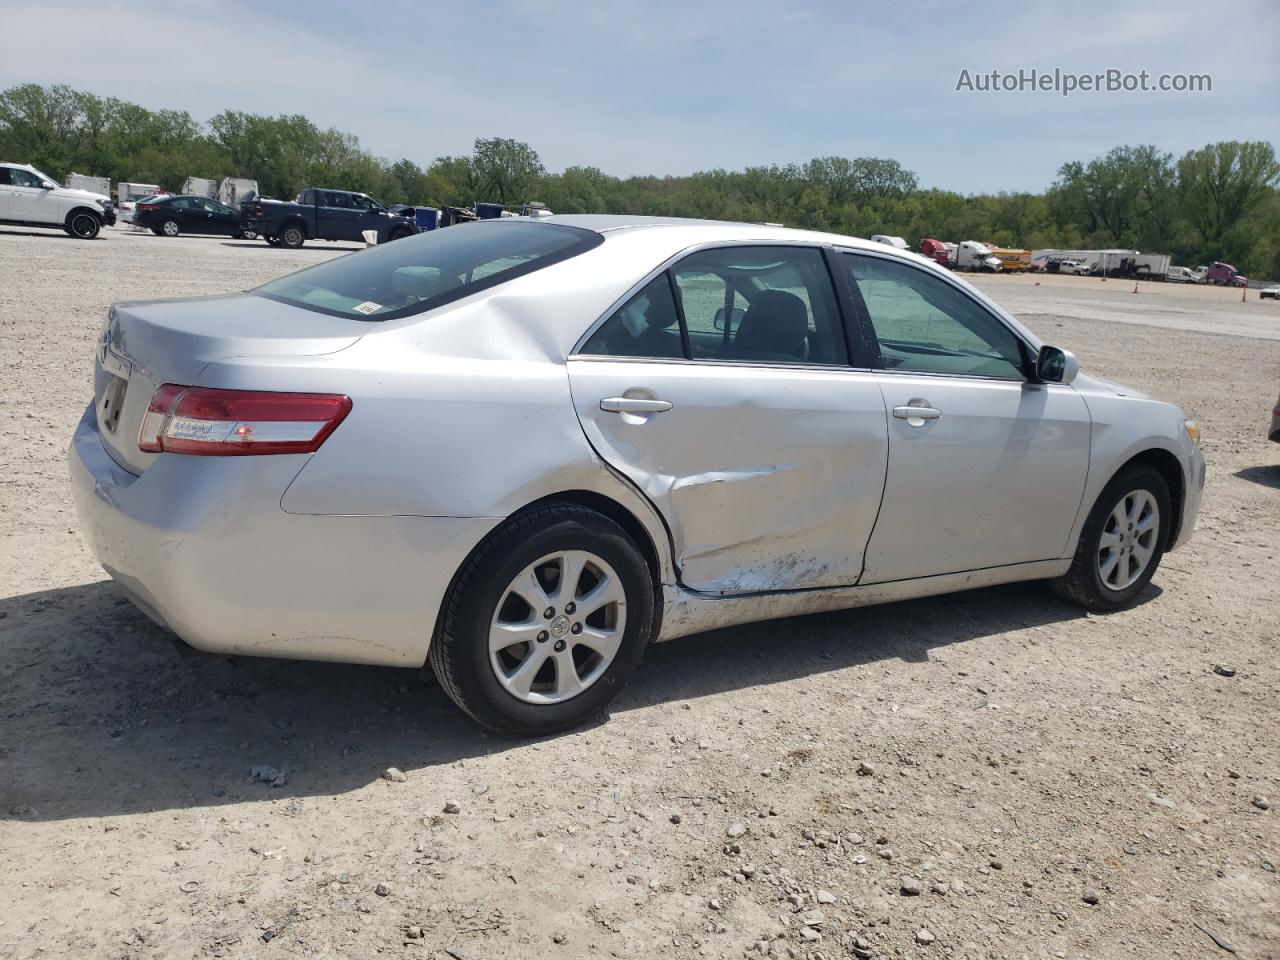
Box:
(219, 177), (259, 207)
(65, 173), (110, 196)
(182, 176), (218, 198)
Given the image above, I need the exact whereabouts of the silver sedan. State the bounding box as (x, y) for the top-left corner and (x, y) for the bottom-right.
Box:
(70, 216), (1206, 734)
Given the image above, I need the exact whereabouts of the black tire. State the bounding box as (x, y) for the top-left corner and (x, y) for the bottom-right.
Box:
(65, 209), (101, 239)
(278, 223), (305, 248)
(151, 226), (164, 236)
(159, 219), (180, 238)
(265, 235), (281, 247)
(1053, 464), (1171, 611)
(388, 227), (412, 242)
(429, 504), (656, 736)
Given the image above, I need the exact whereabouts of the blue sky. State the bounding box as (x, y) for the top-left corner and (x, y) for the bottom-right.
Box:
(2, 0), (1276, 193)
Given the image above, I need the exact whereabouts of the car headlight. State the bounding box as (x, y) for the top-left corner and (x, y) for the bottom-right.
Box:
(1184, 419), (1200, 446)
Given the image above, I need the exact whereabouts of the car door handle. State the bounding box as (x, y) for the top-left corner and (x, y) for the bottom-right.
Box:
(600, 397), (673, 414)
(893, 403), (942, 422)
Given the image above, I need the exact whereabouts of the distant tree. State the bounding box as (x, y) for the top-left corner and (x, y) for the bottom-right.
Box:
(1177, 141), (1280, 249)
(471, 137), (545, 204)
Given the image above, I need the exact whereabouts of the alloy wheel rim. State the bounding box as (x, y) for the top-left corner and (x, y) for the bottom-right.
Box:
(1097, 489), (1159, 591)
(489, 550), (627, 705)
(72, 215), (97, 237)
(284, 228), (301, 245)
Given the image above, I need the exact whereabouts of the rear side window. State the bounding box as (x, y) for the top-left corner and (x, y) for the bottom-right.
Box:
(254, 221), (603, 321)
(580, 245), (848, 366)
(579, 275), (685, 360)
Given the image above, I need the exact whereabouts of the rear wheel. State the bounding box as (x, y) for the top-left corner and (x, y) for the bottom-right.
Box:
(160, 219), (180, 238)
(1053, 464), (1171, 610)
(430, 504), (655, 736)
(65, 210), (101, 239)
(279, 224), (305, 248)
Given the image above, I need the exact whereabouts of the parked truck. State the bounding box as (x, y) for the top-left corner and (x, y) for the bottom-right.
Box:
(956, 241), (1003, 272)
(918, 238), (953, 267)
(241, 187), (420, 248)
(1096, 251), (1171, 279)
(1206, 261), (1247, 286)
(989, 247), (1032, 272)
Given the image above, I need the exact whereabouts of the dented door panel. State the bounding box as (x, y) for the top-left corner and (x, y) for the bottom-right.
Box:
(566, 358), (889, 594)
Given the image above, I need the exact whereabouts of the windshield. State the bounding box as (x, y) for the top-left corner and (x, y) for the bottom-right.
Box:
(254, 221), (603, 321)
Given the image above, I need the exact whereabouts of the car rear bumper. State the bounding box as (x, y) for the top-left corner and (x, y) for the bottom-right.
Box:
(1171, 447), (1206, 551)
(69, 404), (498, 667)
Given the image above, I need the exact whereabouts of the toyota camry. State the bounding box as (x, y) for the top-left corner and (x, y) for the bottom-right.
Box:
(70, 215), (1206, 734)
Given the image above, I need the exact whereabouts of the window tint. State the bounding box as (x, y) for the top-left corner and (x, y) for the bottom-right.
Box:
(845, 254), (1026, 380)
(298, 190), (315, 205)
(580, 275), (684, 359)
(324, 191), (354, 208)
(672, 247), (846, 364)
(0, 168), (11, 186)
(255, 221), (603, 321)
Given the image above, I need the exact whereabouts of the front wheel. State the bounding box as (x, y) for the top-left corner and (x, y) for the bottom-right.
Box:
(65, 210), (101, 239)
(430, 504), (656, 736)
(1053, 464), (1171, 610)
(387, 228), (412, 242)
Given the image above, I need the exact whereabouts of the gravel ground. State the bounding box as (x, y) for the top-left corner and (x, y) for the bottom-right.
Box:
(1, 226), (1277, 960)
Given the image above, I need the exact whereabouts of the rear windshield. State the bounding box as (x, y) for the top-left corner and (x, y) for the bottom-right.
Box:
(253, 221), (602, 321)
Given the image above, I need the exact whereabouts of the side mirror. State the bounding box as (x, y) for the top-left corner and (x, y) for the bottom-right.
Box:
(1036, 345), (1079, 384)
(42, 182), (56, 190)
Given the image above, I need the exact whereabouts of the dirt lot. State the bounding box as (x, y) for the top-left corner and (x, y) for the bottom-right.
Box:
(1, 226), (1277, 960)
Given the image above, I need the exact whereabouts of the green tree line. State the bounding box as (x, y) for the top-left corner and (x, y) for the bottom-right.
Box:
(3, 83), (1277, 278)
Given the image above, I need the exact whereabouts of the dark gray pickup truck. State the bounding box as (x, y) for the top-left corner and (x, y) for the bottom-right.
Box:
(241, 188), (419, 248)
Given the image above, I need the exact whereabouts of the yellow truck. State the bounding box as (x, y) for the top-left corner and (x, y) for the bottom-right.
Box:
(989, 247), (1032, 272)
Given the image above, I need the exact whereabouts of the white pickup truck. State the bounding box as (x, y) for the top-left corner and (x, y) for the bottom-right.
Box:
(0, 162), (116, 238)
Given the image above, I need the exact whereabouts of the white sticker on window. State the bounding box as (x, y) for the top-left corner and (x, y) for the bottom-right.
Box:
(352, 301), (382, 315)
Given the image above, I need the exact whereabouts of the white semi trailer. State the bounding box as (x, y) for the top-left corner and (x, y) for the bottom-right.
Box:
(182, 177), (218, 198)
(65, 173), (110, 195)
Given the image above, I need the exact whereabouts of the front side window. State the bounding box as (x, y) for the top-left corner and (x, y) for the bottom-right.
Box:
(10, 168), (46, 188)
(255, 221), (603, 321)
(845, 253), (1026, 380)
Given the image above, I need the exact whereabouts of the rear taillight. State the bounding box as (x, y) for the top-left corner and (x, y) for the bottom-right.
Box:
(137, 385), (351, 456)
(138, 203), (159, 212)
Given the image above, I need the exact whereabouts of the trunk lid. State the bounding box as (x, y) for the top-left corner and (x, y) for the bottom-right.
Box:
(94, 292), (368, 474)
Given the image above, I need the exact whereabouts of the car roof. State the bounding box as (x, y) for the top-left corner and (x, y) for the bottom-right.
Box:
(542, 213), (897, 256)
